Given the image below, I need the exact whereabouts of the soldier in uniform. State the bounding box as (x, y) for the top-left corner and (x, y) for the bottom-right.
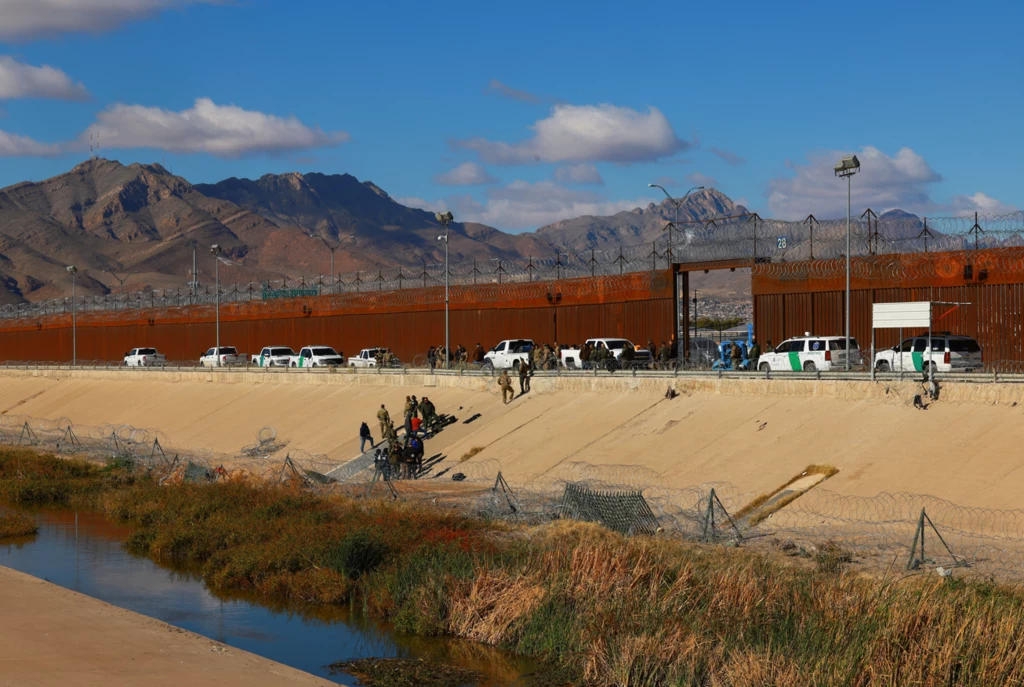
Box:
(518, 358), (530, 394)
(498, 370), (514, 404)
(403, 396), (413, 419)
(420, 396), (435, 430)
(377, 404), (391, 438)
(410, 395), (419, 419)
(748, 338), (762, 371)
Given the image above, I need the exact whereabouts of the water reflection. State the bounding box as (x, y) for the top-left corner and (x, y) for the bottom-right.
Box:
(0, 507), (534, 686)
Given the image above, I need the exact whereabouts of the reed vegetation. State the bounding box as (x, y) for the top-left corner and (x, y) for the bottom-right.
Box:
(3, 448), (1024, 686)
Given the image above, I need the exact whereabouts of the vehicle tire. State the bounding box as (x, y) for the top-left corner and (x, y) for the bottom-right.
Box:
(312, 363), (318, 368)
(803, 361), (817, 372)
(876, 360), (891, 372)
(290, 362), (296, 368)
(565, 358), (576, 370)
(350, 363), (356, 368)
(481, 361), (493, 373)
(759, 362), (770, 372)
(927, 362), (937, 376)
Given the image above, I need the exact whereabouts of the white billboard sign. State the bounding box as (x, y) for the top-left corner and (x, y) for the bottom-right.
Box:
(872, 302), (931, 329)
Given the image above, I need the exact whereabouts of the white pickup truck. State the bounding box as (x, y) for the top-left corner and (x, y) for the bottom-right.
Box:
(252, 346), (296, 368)
(561, 338), (652, 370)
(290, 345), (345, 368)
(123, 347), (166, 367)
(200, 346), (244, 367)
(350, 347), (384, 368)
(483, 339), (535, 370)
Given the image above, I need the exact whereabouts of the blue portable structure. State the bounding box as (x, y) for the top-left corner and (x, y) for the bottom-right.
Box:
(712, 340), (750, 370)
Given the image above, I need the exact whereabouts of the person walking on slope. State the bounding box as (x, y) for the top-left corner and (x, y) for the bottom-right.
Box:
(498, 370), (514, 404)
(518, 358), (530, 394)
(377, 404), (391, 439)
(359, 421), (374, 453)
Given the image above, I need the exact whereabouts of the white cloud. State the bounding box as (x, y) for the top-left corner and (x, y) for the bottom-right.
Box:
(79, 98), (348, 157)
(767, 146), (944, 219)
(396, 196), (447, 214)
(487, 79), (541, 104)
(709, 146), (744, 166)
(948, 192), (1018, 217)
(0, 0), (220, 39)
(766, 146), (1017, 219)
(0, 130), (60, 156)
(687, 171), (719, 189)
(433, 161), (498, 186)
(449, 180), (647, 231)
(454, 104), (687, 165)
(553, 162), (603, 185)
(0, 56), (88, 100)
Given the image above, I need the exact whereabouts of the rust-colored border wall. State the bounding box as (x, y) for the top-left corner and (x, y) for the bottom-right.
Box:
(753, 248), (1024, 362)
(0, 270), (675, 362)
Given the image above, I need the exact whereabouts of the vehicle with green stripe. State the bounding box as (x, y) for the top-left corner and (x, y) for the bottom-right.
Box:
(251, 346), (297, 367)
(873, 335), (982, 373)
(290, 345), (345, 368)
(757, 335), (862, 372)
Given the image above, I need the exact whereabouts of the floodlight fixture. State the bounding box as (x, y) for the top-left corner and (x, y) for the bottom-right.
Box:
(834, 155), (860, 178)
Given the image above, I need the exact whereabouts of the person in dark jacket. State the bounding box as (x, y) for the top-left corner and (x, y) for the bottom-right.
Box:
(730, 341), (744, 370)
(518, 358), (530, 394)
(748, 339), (762, 371)
(359, 421), (373, 453)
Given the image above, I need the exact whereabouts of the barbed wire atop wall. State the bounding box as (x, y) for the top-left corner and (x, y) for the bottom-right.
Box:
(4, 209), (1024, 321)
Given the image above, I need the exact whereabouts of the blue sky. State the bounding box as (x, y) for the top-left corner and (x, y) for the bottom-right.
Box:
(0, 0), (1020, 230)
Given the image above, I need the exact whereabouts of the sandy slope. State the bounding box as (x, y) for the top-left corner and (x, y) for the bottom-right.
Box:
(0, 565), (333, 687)
(1, 369), (1023, 509)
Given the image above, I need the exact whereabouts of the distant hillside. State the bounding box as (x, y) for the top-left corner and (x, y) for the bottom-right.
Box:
(536, 188), (748, 252)
(0, 161), (761, 306)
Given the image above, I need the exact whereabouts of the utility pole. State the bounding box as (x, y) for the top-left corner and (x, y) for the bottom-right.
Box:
(435, 211), (454, 369)
(66, 266), (78, 366)
(648, 183), (704, 265)
(211, 245), (222, 367)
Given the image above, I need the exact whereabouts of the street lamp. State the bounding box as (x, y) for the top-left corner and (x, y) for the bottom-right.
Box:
(435, 211), (454, 369)
(310, 233), (354, 292)
(211, 244), (222, 367)
(648, 184), (704, 262)
(834, 155), (860, 371)
(66, 266), (77, 366)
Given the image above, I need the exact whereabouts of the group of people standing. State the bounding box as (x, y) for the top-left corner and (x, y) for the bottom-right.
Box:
(427, 343), (489, 368)
(362, 395), (439, 479)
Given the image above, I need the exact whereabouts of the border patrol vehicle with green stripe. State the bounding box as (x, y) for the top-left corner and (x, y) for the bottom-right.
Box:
(252, 346), (296, 367)
(757, 334), (862, 372)
(873, 335), (982, 373)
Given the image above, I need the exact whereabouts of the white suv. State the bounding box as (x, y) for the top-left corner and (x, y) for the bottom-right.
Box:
(874, 334), (982, 373)
(291, 346), (345, 368)
(757, 335), (862, 372)
(252, 346), (296, 367)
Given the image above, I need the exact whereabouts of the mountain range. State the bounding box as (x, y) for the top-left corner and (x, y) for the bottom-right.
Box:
(0, 159), (749, 305)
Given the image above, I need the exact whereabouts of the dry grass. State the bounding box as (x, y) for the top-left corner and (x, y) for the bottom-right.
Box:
(459, 447), (485, 463)
(0, 512), (38, 538)
(5, 449), (1024, 686)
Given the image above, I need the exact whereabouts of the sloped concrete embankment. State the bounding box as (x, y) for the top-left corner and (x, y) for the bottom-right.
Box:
(1, 368), (1024, 509)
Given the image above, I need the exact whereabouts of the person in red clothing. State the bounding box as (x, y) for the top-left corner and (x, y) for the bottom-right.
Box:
(410, 415), (423, 436)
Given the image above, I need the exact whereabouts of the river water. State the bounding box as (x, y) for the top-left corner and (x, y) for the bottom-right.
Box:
(0, 508), (535, 686)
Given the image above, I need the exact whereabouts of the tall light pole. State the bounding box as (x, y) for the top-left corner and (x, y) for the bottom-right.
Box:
(834, 155), (861, 371)
(66, 265), (77, 366)
(211, 244), (222, 367)
(103, 269), (137, 295)
(435, 211), (454, 369)
(311, 233), (354, 292)
(648, 184), (704, 262)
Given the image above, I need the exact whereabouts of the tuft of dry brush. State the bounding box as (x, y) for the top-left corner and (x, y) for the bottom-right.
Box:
(0, 512), (38, 538)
